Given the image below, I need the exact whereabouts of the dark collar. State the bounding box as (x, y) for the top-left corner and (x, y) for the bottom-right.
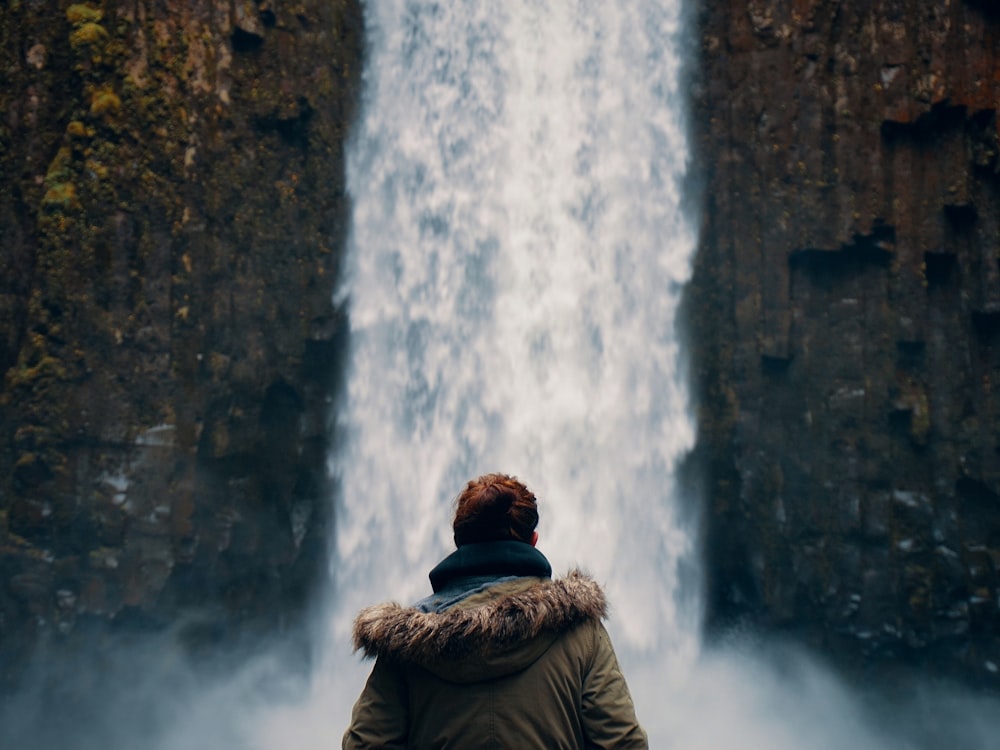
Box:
(428, 540), (552, 592)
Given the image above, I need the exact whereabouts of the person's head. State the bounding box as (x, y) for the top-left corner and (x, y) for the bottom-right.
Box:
(452, 473), (539, 547)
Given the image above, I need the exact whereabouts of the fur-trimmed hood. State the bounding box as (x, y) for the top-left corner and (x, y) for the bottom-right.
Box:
(352, 570), (606, 681)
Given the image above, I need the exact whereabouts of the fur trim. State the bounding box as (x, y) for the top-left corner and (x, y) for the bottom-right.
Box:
(352, 570), (606, 661)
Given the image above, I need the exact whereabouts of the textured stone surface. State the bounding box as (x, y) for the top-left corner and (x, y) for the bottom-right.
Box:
(690, 0), (1000, 685)
(0, 0), (362, 689)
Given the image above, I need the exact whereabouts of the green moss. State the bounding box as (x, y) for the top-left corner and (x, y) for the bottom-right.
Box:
(44, 145), (74, 185)
(7, 354), (69, 388)
(41, 182), (80, 213)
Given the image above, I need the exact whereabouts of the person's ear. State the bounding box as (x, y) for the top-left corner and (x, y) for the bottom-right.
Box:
(530, 531), (539, 547)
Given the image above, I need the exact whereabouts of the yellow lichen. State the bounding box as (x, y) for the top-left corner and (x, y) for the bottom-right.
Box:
(66, 120), (89, 138)
(84, 159), (109, 179)
(66, 3), (104, 26)
(70, 22), (109, 49)
(89, 88), (121, 117)
(13, 452), (45, 472)
(41, 182), (80, 212)
(7, 354), (69, 387)
(44, 145), (74, 185)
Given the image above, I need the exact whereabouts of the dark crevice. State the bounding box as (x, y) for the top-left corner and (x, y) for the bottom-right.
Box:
(761, 354), (791, 376)
(254, 101), (314, 149)
(943, 203), (978, 229)
(972, 310), (1000, 340)
(969, 108), (999, 177)
(881, 103), (968, 144)
(231, 27), (264, 53)
(888, 407), (927, 446)
(789, 226), (894, 282)
(963, 0), (1000, 21)
(923, 251), (958, 288)
(955, 478), (1000, 547)
(956, 477), (1000, 509)
(261, 381), (304, 430)
(897, 340), (926, 370)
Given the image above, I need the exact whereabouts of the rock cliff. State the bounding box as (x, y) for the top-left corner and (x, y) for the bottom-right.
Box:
(0, 0), (362, 690)
(690, 0), (1000, 684)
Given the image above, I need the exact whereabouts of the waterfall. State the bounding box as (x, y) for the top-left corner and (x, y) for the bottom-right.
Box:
(334, 1), (696, 724)
(335, 0), (696, 643)
(329, 0), (697, 738)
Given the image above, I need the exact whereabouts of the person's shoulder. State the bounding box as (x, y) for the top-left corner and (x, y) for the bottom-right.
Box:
(550, 569), (607, 616)
(351, 570), (607, 662)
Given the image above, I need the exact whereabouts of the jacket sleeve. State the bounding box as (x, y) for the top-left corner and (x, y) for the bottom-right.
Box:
(580, 621), (649, 749)
(342, 657), (408, 750)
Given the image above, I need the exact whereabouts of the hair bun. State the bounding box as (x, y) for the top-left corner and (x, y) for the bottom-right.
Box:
(453, 473), (539, 547)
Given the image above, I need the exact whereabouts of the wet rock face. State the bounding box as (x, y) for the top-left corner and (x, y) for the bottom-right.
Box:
(691, 0), (1000, 684)
(0, 0), (362, 687)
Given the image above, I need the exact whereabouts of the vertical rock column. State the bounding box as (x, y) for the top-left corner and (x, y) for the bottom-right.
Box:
(691, 0), (1000, 683)
(0, 0), (362, 689)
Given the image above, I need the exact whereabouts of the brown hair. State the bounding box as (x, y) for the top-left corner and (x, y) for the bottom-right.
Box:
(453, 473), (539, 547)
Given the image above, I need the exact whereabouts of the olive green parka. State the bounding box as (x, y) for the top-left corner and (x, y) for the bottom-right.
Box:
(343, 570), (648, 749)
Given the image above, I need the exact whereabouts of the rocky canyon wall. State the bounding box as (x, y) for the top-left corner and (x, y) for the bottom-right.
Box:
(691, 0), (1000, 685)
(5, 0), (999, 706)
(0, 0), (362, 691)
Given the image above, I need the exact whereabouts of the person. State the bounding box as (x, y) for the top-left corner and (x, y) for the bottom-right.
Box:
(343, 472), (648, 749)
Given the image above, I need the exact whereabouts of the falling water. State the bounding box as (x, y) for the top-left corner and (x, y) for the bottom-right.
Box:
(326, 0), (697, 740)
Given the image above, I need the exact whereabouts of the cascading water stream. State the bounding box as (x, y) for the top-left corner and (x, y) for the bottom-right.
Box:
(336, 0), (696, 648)
(325, 0), (698, 741)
